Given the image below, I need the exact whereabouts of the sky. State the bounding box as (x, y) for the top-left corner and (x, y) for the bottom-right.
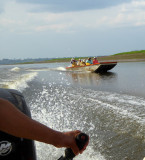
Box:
(0, 0), (145, 59)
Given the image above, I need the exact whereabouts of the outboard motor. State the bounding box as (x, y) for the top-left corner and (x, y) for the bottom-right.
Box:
(0, 88), (37, 160)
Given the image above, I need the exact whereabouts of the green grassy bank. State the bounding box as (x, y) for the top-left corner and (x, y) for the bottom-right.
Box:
(97, 50), (145, 62)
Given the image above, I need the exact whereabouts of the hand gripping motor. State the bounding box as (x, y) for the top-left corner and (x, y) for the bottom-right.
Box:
(58, 133), (89, 160)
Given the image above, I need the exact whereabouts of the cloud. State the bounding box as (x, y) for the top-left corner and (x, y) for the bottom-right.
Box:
(1, 0), (145, 34)
(16, 0), (132, 13)
(0, 8), (3, 14)
(0, 1), (5, 14)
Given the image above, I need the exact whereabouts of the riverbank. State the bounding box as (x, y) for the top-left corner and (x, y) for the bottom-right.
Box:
(15, 50), (145, 64)
(97, 51), (145, 62)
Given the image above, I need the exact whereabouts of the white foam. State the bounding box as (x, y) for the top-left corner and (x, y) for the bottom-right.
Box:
(10, 67), (21, 72)
(3, 72), (38, 91)
(55, 67), (66, 71)
(29, 86), (107, 160)
(27, 67), (66, 72)
(35, 143), (105, 160)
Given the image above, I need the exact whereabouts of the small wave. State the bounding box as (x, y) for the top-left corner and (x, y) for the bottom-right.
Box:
(27, 67), (66, 72)
(2, 72), (38, 91)
(10, 67), (21, 72)
(55, 67), (66, 71)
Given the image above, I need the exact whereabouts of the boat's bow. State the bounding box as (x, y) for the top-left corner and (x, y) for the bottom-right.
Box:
(94, 62), (117, 73)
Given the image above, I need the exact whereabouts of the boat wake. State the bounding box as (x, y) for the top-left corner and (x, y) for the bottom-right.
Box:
(54, 67), (66, 71)
(2, 72), (38, 91)
(27, 67), (66, 72)
(28, 84), (145, 160)
(11, 67), (21, 72)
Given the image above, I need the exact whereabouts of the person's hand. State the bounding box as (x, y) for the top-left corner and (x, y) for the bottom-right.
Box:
(62, 130), (89, 156)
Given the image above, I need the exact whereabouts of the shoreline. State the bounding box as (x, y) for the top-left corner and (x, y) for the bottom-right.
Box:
(99, 58), (145, 63)
(19, 52), (145, 64)
(1, 51), (145, 65)
(12, 58), (145, 65)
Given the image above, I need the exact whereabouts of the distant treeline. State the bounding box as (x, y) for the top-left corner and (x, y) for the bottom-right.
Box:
(0, 58), (55, 64)
(0, 57), (88, 64)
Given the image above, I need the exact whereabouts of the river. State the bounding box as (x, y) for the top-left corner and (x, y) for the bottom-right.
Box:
(0, 61), (145, 160)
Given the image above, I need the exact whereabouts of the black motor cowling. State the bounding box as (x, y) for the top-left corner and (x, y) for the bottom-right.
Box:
(0, 88), (37, 160)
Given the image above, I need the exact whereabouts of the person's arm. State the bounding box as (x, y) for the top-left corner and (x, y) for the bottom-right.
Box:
(0, 98), (88, 155)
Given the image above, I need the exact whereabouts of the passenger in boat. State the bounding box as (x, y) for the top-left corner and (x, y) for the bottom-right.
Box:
(86, 58), (93, 65)
(93, 57), (99, 64)
(0, 98), (89, 156)
(80, 59), (86, 66)
(71, 58), (77, 67)
(77, 59), (81, 66)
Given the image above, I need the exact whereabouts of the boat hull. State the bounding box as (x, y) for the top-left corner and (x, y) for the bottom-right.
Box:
(66, 62), (117, 73)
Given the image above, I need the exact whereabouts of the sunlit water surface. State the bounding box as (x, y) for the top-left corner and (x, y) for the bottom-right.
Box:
(0, 62), (145, 160)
